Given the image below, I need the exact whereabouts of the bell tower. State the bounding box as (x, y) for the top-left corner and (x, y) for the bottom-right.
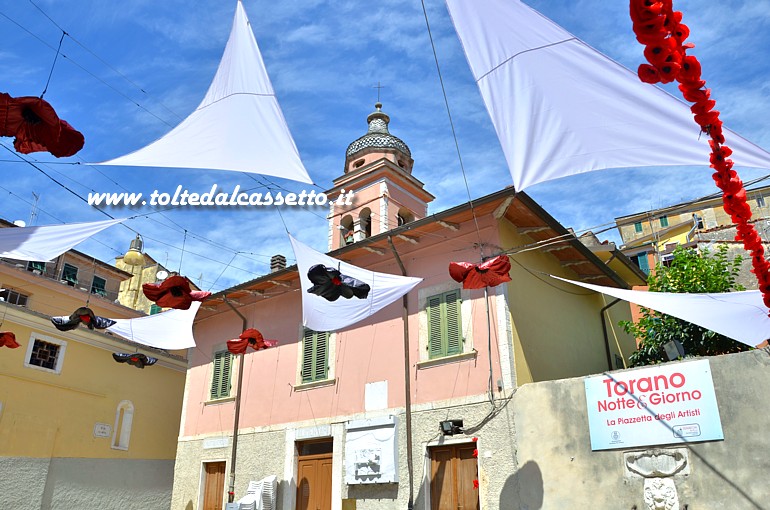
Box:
(326, 103), (434, 250)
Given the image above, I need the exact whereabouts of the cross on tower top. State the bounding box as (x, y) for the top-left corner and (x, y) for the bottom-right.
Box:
(373, 82), (385, 103)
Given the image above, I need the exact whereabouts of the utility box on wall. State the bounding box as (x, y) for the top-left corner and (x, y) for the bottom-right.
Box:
(345, 415), (399, 484)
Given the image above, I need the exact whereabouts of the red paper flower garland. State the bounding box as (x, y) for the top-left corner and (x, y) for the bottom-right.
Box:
(630, 0), (770, 311)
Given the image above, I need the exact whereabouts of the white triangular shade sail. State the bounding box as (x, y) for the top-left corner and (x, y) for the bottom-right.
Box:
(445, 0), (770, 191)
(553, 276), (769, 347)
(94, 1), (313, 184)
(107, 301), (200, 349)
(290, 236), (422, 332)
(0, 218), (125, 262)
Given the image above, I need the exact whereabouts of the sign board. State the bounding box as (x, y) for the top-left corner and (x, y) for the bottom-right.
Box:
(93, 422), (111, 438)
(202, 437), (229, 449)
(584, 359), (723, 451)
(345, 415), (398, 484)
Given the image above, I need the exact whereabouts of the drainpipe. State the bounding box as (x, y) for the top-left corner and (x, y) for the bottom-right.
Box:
(223, 297), (248, 504)
(601, 299), (622, 371)
(387, 235), (415, 510)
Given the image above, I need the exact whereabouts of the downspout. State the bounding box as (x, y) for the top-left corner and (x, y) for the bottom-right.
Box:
(223, 297), (248, 504)
(601, 298), (622, 371)
(387, 235), (415, 510)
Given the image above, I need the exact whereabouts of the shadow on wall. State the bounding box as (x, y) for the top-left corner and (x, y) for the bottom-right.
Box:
(185, 502), (193, 510)
(503, 460), (543, 510)
(347, 483), (399, 500)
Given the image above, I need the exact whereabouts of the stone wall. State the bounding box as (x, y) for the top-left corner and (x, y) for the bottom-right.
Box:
(0, 457), (174, 510)
(513, 349), (770, 509)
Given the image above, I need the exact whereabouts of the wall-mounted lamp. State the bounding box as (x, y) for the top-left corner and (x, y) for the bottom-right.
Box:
(439, 419), (464, 436)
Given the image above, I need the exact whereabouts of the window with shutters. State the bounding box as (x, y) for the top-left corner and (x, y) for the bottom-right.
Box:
(210, 350), (233, 400)
(417, 284), (473, 366)
(427, 290), (463, 359)
(301, 329), (330, 383)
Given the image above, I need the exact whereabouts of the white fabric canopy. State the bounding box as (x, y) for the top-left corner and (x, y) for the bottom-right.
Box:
(107, 301), (200, 349)
(445, 0), (770, 191)
(553, 276), (769, 347)
(290, 236), (422, 332)
(0, 218), (125, 262)
(94, 1), (313, 184)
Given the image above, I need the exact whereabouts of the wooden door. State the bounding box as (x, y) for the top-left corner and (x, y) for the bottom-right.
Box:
(202, 461), (226, 510)
(430, 444), (480, 510)
(297, 441), (333, 510)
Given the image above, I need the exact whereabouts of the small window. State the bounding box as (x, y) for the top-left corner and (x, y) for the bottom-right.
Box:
(427, 290), (463, 359)
(91, 276), (107, 297)
(149, 304), (162, 315)
(24, 335), (67, 374)
(210, 350), (233, 399)
(659, 216), (669, 227)
(27, 261), (45, 274)
(112, 400), (134, 450)
(62, 263), (78, 286)
(0, 288), (28, 307)
(694, 215), (704, 229)
(301, 329), (330, 383)
(353, 158), (365, 169)
(757, 196), (766, 207)
(634, 222), (643, 233)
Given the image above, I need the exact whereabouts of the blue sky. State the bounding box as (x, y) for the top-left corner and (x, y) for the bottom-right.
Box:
(1, 0), (769, 292)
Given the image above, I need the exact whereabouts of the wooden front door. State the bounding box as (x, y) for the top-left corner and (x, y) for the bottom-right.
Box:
(430, 444), (480, 510)
(296, 440), (333, 510)
(202, 461), (226, 510)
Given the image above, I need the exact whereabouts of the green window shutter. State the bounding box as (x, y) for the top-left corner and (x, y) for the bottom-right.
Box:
(301, 329), (329, 383)
(315, 332), (329, 381)
(445, 290), (462, 355)
(427, 295), (443, 359)
(210, 350), (233, 399)
(659, 216), (669, 227)
(634, 222), (643, 233)
(427, 291), (463, 359)
(302, 329), (315, 383)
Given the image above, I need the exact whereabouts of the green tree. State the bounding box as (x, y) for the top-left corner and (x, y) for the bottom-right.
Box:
(622, 245), (750, 366)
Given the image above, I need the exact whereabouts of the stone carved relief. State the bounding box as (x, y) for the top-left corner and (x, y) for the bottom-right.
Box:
(625, 449), (687, 510)
(643, 478), (679, 510)
(625, 448), (688, 478)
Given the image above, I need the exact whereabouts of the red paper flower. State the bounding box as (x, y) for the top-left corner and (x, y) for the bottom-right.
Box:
(473, 449), (479, 458)
(449, 255), (512, 289)
(0, 331), (20, 348)
(226, 328), (278, 355)
(142, 275), (211, 310)
(473, 479), (479, 489)
(0, 92), (85, 157)
(638, 64), (662, 84)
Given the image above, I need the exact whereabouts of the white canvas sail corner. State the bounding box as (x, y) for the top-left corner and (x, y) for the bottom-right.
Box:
(445, 0), (770, 191)
(93, 1), (313, 184)
(107, 301), (201, 349)
(290, 235), (422, 332)
(552, 275), (769, 347)
(0, 218), (125, 262)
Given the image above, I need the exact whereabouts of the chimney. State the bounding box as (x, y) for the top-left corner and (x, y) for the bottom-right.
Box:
(270, 254), (287, 272)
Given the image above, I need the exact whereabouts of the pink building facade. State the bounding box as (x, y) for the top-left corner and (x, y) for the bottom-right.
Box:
(171, 105), (642, 510)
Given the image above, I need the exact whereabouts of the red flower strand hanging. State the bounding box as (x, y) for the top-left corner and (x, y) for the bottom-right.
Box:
(630, 0), (770, 312)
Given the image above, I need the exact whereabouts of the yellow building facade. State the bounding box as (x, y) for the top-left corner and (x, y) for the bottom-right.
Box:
(0, 249), (188, 510)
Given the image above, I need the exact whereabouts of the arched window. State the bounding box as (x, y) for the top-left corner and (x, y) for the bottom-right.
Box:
(397, 207), (414, 226)
(359, 208), (372, 239)
(112, 400), (134, 450)
(340, 215), (354, 246)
